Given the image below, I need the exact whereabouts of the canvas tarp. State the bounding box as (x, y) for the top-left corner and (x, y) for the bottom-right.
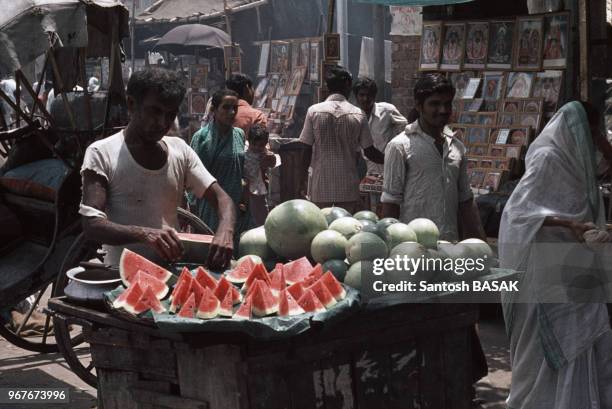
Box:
(137, 0), (265, 23)
(354, 0), (473, 4)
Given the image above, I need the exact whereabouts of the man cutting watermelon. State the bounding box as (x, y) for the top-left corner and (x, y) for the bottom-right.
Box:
(79, 68), (236, 270)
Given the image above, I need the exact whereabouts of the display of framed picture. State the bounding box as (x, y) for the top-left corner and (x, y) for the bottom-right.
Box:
(189, 64), (208, 89)
(190, 92), (208, 115)
(513, 16), (544, 71)
(461, 98), (483, 112)
(271, 98), (280, 112)
(488, 145), (506, 157)
(253, 77), (269, 103)
(467, 158), (479, 169)
(480, 159), (493, 169)
(497, 113), (515, 127)
(502, 98), (524, 113)
(523, 98), (545, 113)
(502, 145), (523, 159)
(464, 21), (489, 69)
(468, 168), (486, 187)
(266, 74), (279, 101)
(532, 70), (563, 113)
(482, 71), (504, 102)
(507, 127), (531, 146)
(275, 75), (288, 99)
(466, 126), (490, 145)
(324, 33), (341, 61)
(228, 57), (241, 75)
(477, 112), (497, 126)
(258, 43), (270, 77)
(299, 40), (310, 67)
(448, 71), (479, 99)
(286, 67), (307, 96)
(492, 158), (511, 170)
(270, 41), (290, 73)
(483, 171), (503, 191)
(518, 113), (542, 131)
(462, 78), (482, 99)
(459, 112), (479, 124)
(420, 21), (443, 71)
(440, 22), (466, 71)
(487, 20), (515, 70)
(453, 126), (467, 142)
(543, 12), (569, 69)
(506, 72), (534, 98)
(494, 128), (511, 144)
(309, 41), (321, 82)
(467, 144), (489, 156)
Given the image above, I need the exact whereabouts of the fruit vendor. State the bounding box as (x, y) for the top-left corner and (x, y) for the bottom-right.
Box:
(298, 66), (384, 214)
(80, 68), (236, 270)
(499, 101), (612, 409)
(380, 73), (486, 242)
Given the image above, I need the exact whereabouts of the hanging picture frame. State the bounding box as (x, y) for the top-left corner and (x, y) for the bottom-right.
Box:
(270, 41), (290, 73)
(324, 33), (341, 61)
(190, 92), (208, 115)
(286, 67), (307, 96)
(542, 12), (569, 69)
(505, 72), (534, 99)
(482, 71), (504, 103)
(309, 41), (321, 82)
(258, 43), (270, 77)
(464, 21), (489, 70)
(532, 70), (563, 113)
(513, 16), (544, 71)
(487, 20), (515, 70)
(189, 64), (208, 90)
(419, 21), (443, 71)
(440, 22), (466, 71)
(290, 41), (300, 71)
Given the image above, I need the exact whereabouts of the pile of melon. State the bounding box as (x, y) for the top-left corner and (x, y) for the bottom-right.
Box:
(111, 249), (347, 320)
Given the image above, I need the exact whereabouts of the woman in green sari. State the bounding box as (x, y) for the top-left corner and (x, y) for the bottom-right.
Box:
(190, 89), (249, 247)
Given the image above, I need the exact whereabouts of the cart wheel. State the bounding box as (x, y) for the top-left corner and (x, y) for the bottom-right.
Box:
(177, 207), (214, 235)
(0, 281), (60, 353)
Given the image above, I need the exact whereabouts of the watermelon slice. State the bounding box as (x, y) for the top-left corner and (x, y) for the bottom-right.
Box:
(321, 271), (346, 301)
(190, 279), (206, 307)
(278, 289), (305, 316)
(226, 257), (256, 284)
(170, 274), (194, 313)
(243, 263), (271, 290)
(171, 267), (193, 300)
(195, 266), (218, 290)
(269, 264), (287, 295)
(177, 232), (214, 242)
(178, 293), (197, 318)
(301, 274), (319, 289)
(297, 289), (326, 313)
(286, 281), (305, 301)
(218, 289), (234, 317)
(307, 279), (337, 308)
(250, 280), (279, 317)
(119, 249), (172, 286)
(233, 295), (253, 320)
(308, 264), (324, 281)
(132, 270), (169, 299)
(131, 286), (167, 314)
(113, 282), (144, 310)
(283, 257), (313, 284)
(196, 287), (220, 319)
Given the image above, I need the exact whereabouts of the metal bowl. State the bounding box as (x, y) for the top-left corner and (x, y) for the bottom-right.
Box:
(63, 266), (122, 308)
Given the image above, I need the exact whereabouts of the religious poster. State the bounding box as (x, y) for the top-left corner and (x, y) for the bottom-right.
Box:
(419, 21), (442, 71)
(464, 22), (489, 70)
(309, 41), (321, 82)
(487, 20), (514, 70)
(324, 33), (341, 61)
(270, 41), (290, 73)
(513, 16), (544, 71)
(390, 6), (422, 36)
(298, 40), (310, 68)
(286, 67), (307, 96)
(190, 92), (208, 115)
(532, 70), (563, 112)
(189, 64), (208, 90)
(482, 71), (504, 111)
(440, 22), (465, 71)
(275, 75), (288, 99)
(290, 41), (300, 71)
(506, 72), (534, 98)
(257, 43), (270, 77)
(448, 71), (478, 99)
(228, 57), (241, 75)
(542, 12), (569, 69)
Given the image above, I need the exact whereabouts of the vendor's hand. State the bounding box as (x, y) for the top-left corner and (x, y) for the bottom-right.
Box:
(569, 221), (597, 242)
(141, 226), (184, 262)
(207, 228), (233, 270)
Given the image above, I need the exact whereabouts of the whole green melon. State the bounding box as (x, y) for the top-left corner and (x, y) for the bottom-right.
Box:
(346, 232), (388, 264)
(321, 206), (351, 225)
(264, 200), (328, 259)
(353, 210), (379, 223)
(407, 218), (440, 249)
(311, 230), (349, 263)
(359, 219), (377, 230)
(386, 242), (428, 282)
(437, 242), (475, 280)
(322, 259), (349, 281)
(459, 238), (494, 276)
(239, 226), (274, 260)
(376, 217), (399, 238)
(384, 223), (418, 251)
(345, 261), (374, 290)
(329, 217), (363, 239)
(425, 249), (446, 282)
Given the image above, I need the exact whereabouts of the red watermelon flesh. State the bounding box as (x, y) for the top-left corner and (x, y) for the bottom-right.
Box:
(226, 257), (256, 284)
(113, 282), (144, 310)
(119, 249), (172, 286)
(131, 286), (167, 314)
(251, 281), (279, 317)
(178, 293), (197, 318)
(190, 279), (206, 307)
(308, 264), (324, 281)
(132, 270), (169, 299)
(233, 295), (253, 320)
(196, 287), (220, 319)
(283, 257), (313, 284)
(278, 289), (305, 316)
(176, 232), (214, 242)
(243, 263), (271, 290)
(297, 289), (326, 313)
(218, 289), (234, 317)
(286, 281), (305, 301)
(307, 279), (337, 309)
(269, 264), (287, 295)
(301, 275), (319, 289)
(321, 271), (346, 301)
(172, 267), (194, 300)
(195, 266), (218, 290)
(170, 275), (193, 313)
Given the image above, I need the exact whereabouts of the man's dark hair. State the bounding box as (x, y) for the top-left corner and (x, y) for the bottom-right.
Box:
(414, 73), (455, 105)
(248, 124), (269, 144)
(353, 77), (377, 97)
(226, 73), (253, 99)
(210, 89), (239, 110)
(127, 67), (186, 106)
(325, 66), (352, 94)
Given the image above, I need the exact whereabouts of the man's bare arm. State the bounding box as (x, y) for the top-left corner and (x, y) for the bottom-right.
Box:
(81, 170), (183, 261)
(201, 182), (236, 269)
(458, 198), (486, 241)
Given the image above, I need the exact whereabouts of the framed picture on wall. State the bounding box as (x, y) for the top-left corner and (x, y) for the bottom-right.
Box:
(483, 171), (503, 191)
(543, 12), (569, 69)
(286, 67), (307, 96)
(189, 64), (208, 90)
(448, 71), (479, 99)
(440, 22), (466, 71)
(482, 71), (504, 102)
(477, 112), (497, 126)
(420, 21), (443, 71)
(518, 113), (542, 132)
(487, 20), (515, 70)
(324, 33), (341, 61)
(465, 126), (490, 145)
(270, 41), (290, 73)
(309, 41), (321, 82)
(464, 21), (489, 70)
(513, 16), (544, 71)
(190, 92), (208, 115)
(523, 98), (545, 113)
(257, 43), (270, 77)
(505, 72), (534, 99)
(532, 70), (563, 113)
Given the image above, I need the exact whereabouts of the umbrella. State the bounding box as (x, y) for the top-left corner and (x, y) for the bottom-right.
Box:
(154, 24), (231, 55)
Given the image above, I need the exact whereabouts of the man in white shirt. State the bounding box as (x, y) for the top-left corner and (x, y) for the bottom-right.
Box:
(381, 73), (485, 241)
(299, 67), (384, 213)
(353, 77), (407, 176)
(80, 68), (236, 269)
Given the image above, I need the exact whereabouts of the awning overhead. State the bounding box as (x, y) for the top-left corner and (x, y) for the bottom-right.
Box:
(137, 0), (267, 23)
(354, 0), (474, 5)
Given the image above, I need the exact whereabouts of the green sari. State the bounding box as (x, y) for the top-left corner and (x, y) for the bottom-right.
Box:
(190, 122), (249, 247)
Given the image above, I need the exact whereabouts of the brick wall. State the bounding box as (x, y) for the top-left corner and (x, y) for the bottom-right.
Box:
(391, 35), (421, 118)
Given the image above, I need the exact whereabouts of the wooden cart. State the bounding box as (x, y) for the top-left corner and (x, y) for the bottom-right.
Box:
(48, 295), (480, 409)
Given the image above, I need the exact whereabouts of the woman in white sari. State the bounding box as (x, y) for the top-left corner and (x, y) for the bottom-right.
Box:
(499, 101), (612, 409)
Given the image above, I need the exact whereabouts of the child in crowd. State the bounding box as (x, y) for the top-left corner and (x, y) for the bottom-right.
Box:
(244, 124), (278, 226)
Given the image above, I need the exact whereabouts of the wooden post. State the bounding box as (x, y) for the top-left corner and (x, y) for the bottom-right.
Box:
(48, 51), (79, 131)
(130, 0), (136, 75)
(373, 5), (385, 100)
(15, 70), (55, 127)
(103, 20), (119, 137)
(327, 0), (336, 33)
(224, 0), (233, 43)
(579, 0), (590, 100)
